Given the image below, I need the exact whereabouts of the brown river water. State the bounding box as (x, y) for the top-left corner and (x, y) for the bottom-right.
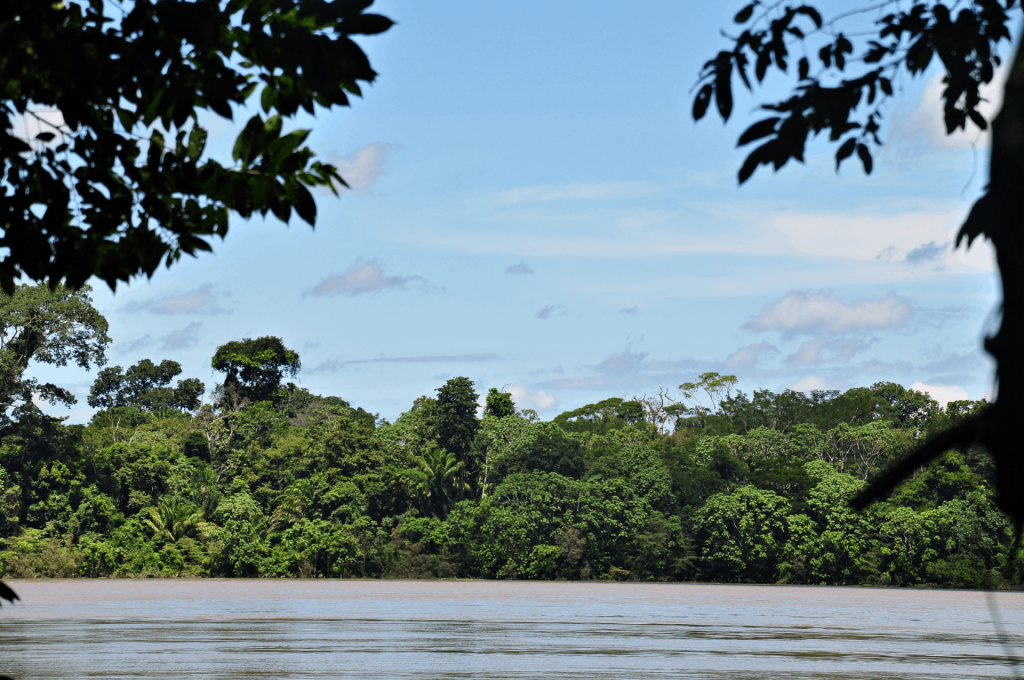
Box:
(1, 580), (1022, 678)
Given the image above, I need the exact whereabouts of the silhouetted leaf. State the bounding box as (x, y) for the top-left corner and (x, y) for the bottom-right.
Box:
(693, 84), (713, 120)
(35, 132), (55, 142)
(737, 117), (779, 146)
(969, 109), (988, 130)
(715, 55), (734, 120)
(834, 138), (856, 170)
(734, 3), (756, 23)
(798, 57), (809, 80)
(738, 142), (770, 184)
(856, 143), (872, 174)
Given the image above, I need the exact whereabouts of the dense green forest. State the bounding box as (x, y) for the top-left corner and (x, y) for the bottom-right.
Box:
(0, 285), (1013, 587)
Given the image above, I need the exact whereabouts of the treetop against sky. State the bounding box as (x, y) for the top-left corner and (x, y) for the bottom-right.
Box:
(24, 0), (1006, 423)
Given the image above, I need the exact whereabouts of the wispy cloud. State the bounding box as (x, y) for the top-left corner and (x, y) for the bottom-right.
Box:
(309, 353), (501, 373)
(785, 338), (870, 366)
(123, 284), (228, 315)
(332, 143), (395, 195)
(593, 346), (648, 375)
(536, 305), (555, 320)
(305, 258), (426, 297)
(746, 290), (911, 336)
(905, 241), (949, 266)
(724, 342), (778, 370)
(505, 262), (535, 275)
(619, 306), (639, 315)
(493, 180), (661, 206)
(161, 322), (203, 351)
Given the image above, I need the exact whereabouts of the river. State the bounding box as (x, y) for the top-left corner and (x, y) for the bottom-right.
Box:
(1, 580), (1022, 678)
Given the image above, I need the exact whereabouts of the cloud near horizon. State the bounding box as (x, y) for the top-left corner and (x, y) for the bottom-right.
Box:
(746, 290), (911, 336)
(910, 381), (970, 407)
(305, 258), (426, 297)
(310, 353), (501, 373)
(507, 383), (558, 411)
(724, 342), (778, 371)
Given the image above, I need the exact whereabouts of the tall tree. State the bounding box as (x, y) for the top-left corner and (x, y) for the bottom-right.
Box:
(694, 1), (1024, 527)
(212, 336), (300, 403)
(1, 0), (393, 291)
(435, 377), (480, 462)
(88, 358), (204, 412)
(483, 387), (516, 419)
(0, 283), (110, 426)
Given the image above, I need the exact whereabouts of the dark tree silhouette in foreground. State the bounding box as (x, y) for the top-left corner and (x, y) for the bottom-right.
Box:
(0, 0), (393, 292)
(694, 0), (1024, 530)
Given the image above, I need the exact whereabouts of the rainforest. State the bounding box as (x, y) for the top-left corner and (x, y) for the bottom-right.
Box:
(0, 284), (1011, 587)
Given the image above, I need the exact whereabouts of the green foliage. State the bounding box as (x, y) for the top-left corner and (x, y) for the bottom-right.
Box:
(212, 336), (300, 403)
(1, 0), (392, 290)
(0, 283), (110, 425)
(435, 377), (480, 461)
(0, 329), (1013, 586)
(484, 388), (516, 419)
(89, 359), (204, 412)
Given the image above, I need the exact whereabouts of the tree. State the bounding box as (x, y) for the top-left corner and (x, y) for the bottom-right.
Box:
(144, 497), (202, 543)
(1, 0), (393, 292)
(435, 377), (480, 462)
(405, 445), (467, 518)
(694, 2), (1024, 527)
(483, 388), (516, 419)
(0, 282), (110, 426)
(211, 336), (299, 403)
(88, 358), (204, 412)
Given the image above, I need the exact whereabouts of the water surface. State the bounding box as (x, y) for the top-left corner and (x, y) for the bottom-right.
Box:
(1, 579), (1022, 678)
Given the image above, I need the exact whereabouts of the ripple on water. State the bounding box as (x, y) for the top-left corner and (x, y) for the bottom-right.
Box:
(1, 580), (1022, 678)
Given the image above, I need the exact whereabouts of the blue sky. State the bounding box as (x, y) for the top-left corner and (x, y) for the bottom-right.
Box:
(36, 0), (1007, 422)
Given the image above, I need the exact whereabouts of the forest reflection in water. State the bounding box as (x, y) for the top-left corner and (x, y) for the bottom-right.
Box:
(1, 580), (1022, 679)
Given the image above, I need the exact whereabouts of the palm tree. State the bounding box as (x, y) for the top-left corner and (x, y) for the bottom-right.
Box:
(144, 497), (202, 542)
(406, 445), (468, 518)
(270, 479), (317, 531)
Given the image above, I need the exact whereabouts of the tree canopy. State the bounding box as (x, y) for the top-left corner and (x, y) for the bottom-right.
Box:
(0, 283), (109, 427)
(1, 0), (393, 292)
(211, 336), (300, 403)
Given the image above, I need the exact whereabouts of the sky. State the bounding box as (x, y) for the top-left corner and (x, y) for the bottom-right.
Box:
(31, 0), (1010, 423)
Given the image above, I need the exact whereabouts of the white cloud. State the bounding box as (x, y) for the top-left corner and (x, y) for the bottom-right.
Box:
(724, 342), (778, 370)
(305, 258), (425, 297)
(505, 262), (535, 275)
(161, 322), (203, 351)
(124, 284), (228, 315)
(507, 383), (558, 411)
(789, 375), (830, 392)
(332, 143), (394, 195)
(493, 180), (660, 205)
(910, 381), (970, 407)
(747, 290), (911, 336)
